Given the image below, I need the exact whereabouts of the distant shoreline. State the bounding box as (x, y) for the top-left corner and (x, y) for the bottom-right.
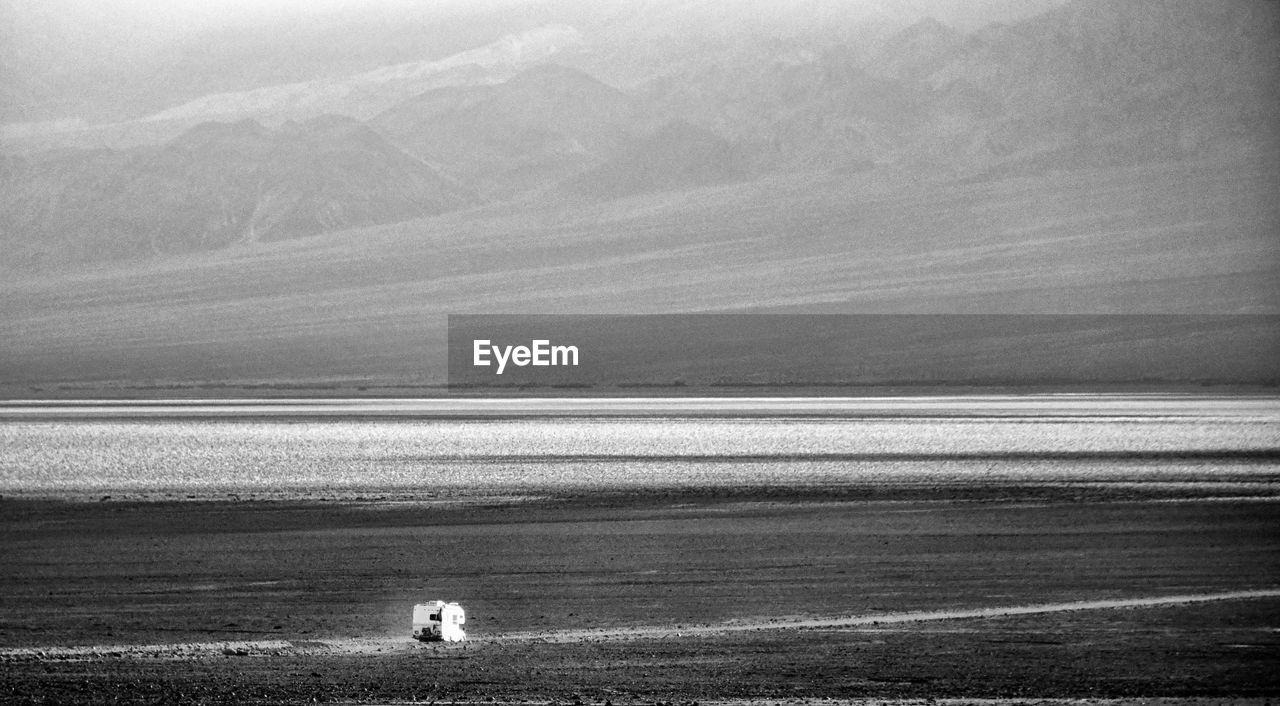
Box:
(2, 383), (1278, 404)
(3, 392), (1280, 421)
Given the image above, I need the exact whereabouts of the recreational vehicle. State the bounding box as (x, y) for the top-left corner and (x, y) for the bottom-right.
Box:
(412, 601), (466, 642)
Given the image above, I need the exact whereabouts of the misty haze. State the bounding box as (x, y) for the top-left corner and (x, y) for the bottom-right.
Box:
(1, 0), (1276, 393)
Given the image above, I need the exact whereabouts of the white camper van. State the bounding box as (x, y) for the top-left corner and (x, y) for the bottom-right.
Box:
(412, 601), (466, 642)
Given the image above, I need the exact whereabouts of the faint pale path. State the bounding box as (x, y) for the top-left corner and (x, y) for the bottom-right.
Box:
(5, 589), (1277, 659)
(496, 588), (1280, 643)
(4, 395), (1279, 419)
(0, 640), (293, 661)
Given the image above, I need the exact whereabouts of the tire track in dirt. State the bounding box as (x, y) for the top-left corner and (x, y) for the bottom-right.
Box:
(0, 640), (293, 662)
(5, 589), (1277, 659)
(495, 588), (1280, 643)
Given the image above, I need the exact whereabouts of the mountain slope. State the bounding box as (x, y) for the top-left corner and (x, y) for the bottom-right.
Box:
(2, 0), (1277, 285)
(638, 0), (1280, 173)
(921, 0), (1280, 169)
(0, 116), (475, 269)
(866, 17), (966, 82)
(566, 120), (748, 199)
(2, 151), (1276, 393)
(372, 63), (653, 197)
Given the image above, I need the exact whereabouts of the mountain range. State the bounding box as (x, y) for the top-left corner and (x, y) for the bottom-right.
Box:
(0, 116), (473, 268)
(3, 0), (1276, 271)
(370, 63), (651, 198)
(0, 0), (1277, 393)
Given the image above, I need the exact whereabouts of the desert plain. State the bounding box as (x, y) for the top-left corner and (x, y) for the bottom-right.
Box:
(0, 395), (1277, 704)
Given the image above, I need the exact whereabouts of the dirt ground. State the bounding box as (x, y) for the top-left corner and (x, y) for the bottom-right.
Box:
(1, 483), (1277, 703)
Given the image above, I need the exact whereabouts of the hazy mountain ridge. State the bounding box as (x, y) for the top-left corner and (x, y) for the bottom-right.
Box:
(371, 63), (655, 198)
(640, 0), (1280, 172)
(0, 0), (1067, 128)
(144, 24), (586, 127)
(0, 116), (474, 269)
(566, 120), (749, 199)
(919, 0), (1280, 169)
(2, 0), (1277, 272)
(0, 23), (587, 154)
(866, 18), (966, 82)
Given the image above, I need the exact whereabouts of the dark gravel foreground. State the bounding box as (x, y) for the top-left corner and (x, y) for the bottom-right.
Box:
(3, 601), (1279, 704)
